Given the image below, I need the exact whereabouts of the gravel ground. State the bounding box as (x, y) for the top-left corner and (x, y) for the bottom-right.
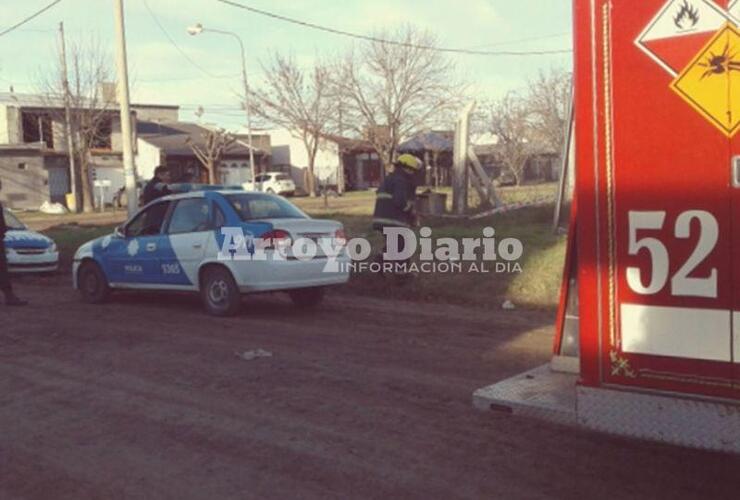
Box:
(1, 279), (739, 499)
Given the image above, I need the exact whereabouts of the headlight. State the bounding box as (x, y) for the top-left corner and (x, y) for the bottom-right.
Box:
(48, 243), (58, 254)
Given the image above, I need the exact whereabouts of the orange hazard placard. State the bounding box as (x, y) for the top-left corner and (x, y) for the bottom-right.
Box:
(671, 23), (740, 137)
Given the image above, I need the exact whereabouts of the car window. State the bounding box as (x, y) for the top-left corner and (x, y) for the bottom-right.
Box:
(126, 201), (170, 237)
(254, 175), (265, 182)
(226, 193), (307, 221)
(167, 198), (212, 234)
(3, 209), (25, 230)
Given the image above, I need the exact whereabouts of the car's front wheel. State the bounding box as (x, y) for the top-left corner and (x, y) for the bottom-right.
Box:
(200, 266), (241, 316)
(78, 261), (110, 304)
(288, 287), (325, 309)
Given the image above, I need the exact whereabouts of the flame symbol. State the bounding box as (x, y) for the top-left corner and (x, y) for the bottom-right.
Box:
(674, 0), (700, 30)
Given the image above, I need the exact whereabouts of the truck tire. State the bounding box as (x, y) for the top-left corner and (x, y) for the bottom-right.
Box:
(201, 266), (241, 317)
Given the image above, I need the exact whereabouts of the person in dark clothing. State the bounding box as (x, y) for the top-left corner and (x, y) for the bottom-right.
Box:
(371, 154), (422, 271)
(141, 166), (172, 206)
(0, 181), (28, 306)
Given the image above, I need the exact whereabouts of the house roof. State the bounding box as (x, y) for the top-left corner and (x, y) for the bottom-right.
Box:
(398, 131), (454, 153)
(320, 133), (376, 153)
(0, 91), (116, 110)
(137, 121), (261, 157)
(0, 91), (178, 113)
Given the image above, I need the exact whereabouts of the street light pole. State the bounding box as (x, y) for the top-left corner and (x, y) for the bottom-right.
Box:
(187, 24), (256, 186)
(113, 0), (138, 218)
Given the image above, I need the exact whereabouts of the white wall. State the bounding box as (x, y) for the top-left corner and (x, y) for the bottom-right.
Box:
(89, 166), (124, 206)
(0, 105), (21, 144)
(0, 105), (8, 143)
(135, 138), (162, 181)
(267, 128), (341, 190)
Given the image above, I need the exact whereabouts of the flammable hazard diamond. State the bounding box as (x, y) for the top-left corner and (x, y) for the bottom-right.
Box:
(671, 24), (740, 137)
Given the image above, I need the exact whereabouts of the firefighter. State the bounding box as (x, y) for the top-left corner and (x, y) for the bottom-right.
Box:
(372, 154), (422, 272)
(0, 181), (28, 306)
(141, 166), (172, 206)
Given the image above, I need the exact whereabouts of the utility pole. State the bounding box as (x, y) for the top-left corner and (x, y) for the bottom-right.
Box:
(59, 22), (78, 212)
(113, 0), (137, 218)
(236, 38), (256, 185)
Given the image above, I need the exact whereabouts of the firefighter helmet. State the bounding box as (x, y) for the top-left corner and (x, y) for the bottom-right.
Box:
(396, 154), (422, 171)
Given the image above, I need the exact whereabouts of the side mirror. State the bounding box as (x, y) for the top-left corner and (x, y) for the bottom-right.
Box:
(114, 225), (125, 238)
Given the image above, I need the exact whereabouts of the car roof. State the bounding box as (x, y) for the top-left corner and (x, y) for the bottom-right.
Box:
(158, 189), (279, 202)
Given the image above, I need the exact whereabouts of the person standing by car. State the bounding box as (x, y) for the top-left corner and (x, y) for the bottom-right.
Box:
(371, 154), (422, 272)
(141, 166), (172, 206)
(0, 181), (28, 306)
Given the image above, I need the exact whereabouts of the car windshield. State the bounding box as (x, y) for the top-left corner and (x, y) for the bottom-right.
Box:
(3, 209), (25, 230)
(226, 193), (307, 221)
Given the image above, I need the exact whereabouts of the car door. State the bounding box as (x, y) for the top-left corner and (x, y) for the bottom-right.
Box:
(102, 201), (171, 285)
(160, 197), (212, 287)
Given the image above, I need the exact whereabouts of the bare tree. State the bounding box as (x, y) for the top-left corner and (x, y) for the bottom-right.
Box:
(334, 26), (462, 173)
(187, 128), (236, 184)
(38, 36), (115, 213)
(526, 68), (572, 154)
(249, 53), (333, 196)
(487, 92), (535, 186)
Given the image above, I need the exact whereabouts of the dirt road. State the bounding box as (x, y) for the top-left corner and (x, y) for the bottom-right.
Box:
(1, 280), (739, 499)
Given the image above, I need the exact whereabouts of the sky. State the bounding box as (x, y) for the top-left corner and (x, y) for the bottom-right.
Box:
(0, 0), (572, 130)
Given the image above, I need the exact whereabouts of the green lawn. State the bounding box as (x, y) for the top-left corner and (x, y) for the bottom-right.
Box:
(39, 187), (567, 310)
(294, 189), (566, 309)
(43, 224), (118, 268)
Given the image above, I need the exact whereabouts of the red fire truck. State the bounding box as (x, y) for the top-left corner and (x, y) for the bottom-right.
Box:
(476, 0), (740, 452)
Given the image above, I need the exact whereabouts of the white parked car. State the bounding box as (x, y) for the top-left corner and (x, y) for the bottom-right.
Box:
(243, 172), (296, 196)
(3, 209), (59, 273)
(72, 189), (350, 316)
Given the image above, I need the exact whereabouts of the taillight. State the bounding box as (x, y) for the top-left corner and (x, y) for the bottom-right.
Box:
(335, 228), (347, 243)
(261, 229), (292, 250)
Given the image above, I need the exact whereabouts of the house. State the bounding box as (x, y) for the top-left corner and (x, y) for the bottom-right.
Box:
(472, 133), (563, 184)
(268, 128), (380, 193)
(0, 91), (133, 209)
(0, 90), (187, 209)
(136, 122), (270, 186)
(398, 131), (454, 187)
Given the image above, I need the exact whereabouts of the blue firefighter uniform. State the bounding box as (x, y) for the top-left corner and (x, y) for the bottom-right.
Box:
(371, 154), (422, 269)
(372, 154), (423, 229)
(372, 169), (418, 229)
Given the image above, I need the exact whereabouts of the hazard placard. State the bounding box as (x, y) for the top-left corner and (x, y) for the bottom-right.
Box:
(671, 24), (740, 136)
(635, 0), (732, 76)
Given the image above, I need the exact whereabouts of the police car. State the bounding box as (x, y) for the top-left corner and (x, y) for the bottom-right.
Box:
(72, 188), (350, 316)
(3, 209), (59, 273)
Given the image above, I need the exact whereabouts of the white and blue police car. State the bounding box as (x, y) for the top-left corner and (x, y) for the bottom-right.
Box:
(73, 188), (350, 316)
(3, 208), (59, 273)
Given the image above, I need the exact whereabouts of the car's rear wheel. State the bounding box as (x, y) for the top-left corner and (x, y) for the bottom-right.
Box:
(78, 261), (110, 304)
(266, 188), (275, 194)
(201, 266), (241, 316)
(288, 287), (325, 309)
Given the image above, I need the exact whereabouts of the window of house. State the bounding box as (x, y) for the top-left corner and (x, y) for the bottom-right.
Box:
(90, 116), (113, 150)
(17, 163), (27, 171)
(21, 112), (53, 149)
